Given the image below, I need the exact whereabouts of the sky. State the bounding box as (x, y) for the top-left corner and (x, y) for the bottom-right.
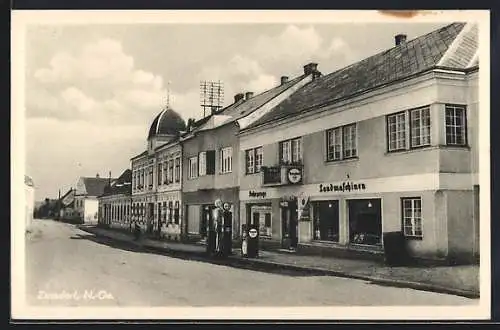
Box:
(24, 21), (450, 201)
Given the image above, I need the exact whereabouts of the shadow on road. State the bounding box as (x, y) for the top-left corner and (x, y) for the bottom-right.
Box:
(71, 233), (325, 278)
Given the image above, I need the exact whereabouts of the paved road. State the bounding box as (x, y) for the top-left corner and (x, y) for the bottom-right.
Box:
(25, 219), (476, 307)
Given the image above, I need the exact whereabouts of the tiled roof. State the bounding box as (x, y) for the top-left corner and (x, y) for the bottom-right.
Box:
(131, 150), (148, 160)
(246, 22), (468, 130)
(101, 169), (132, 197)
(82, 177), (115, 197)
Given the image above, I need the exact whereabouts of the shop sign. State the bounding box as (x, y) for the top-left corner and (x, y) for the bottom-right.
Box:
(249, 190), (267, 198)
(287, 167), (303, 184)
(319, 181), (366, 193)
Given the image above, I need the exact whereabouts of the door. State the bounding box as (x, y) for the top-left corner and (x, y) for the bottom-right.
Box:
(148, 203), (154, 233)
(157, 203), (162, 233)
(281, 201), (298, 249)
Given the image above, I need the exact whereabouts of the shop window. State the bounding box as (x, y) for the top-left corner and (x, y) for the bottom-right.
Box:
(445, 104), (467, 146)
(250, 205), (272, 237)
(174, 204), (180, 225)
(401, 197), (423, 239)
(348, 199), (382, 245)
(312, 201), (340, 242)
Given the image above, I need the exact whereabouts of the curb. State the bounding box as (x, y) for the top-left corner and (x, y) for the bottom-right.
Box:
(77, 226), (479, 299)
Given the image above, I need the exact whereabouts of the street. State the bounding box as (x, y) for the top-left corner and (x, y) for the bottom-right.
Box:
(26, 219), (476, 307)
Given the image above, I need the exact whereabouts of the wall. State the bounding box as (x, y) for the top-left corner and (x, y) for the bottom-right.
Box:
(183, 123), (240, 193)
(84, 198), (99, 223)
(446, 189), (475, 262)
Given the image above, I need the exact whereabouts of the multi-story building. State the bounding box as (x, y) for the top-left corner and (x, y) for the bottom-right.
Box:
(238, 22), (479, 263)
(98, 169), (132, 231)
(74, 174), (114, 224)
(181, 67), (317, 241)
(130, 107), (186, 238)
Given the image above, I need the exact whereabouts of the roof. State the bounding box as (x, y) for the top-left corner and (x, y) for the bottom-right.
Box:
(147, 108), (187, 140)
(186, 75), (305, 135)
(101, 169), (132, 197)
(246, 22), (472, 130)
(82, 177), (115, 197)
(131, 150), (148, 161)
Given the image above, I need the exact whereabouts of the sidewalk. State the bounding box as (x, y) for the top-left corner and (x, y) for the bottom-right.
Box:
(77, 225), (480, 299)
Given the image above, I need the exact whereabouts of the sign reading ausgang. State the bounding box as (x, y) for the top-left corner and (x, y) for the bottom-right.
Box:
(319, 181), (366, 193)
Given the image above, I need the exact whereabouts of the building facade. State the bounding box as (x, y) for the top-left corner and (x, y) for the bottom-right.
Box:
(181, 69), (316, 241)
(238, 23), (479, 262)
(98, 169), (132, 231)
(130, 107), (186, 239)
(74, 174), (114, 224)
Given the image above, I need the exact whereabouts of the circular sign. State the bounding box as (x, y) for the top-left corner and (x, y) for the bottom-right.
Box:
(223, 202), (231, 211)
(287, 168), (302, 184)
(249, 228), (258, 238)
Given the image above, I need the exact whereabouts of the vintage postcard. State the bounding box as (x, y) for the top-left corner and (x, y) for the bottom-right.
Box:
(11, 9), (491, 320)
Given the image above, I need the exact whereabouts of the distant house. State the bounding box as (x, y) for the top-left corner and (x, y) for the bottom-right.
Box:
(59, 188), (77, 221)
(98, 169), (132, 231)
(25, 175), (35, 231)
(74, 174), (116, 224)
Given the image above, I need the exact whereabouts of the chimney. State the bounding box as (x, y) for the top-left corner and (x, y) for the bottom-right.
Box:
(395, 34), (407, 46)
(303, 62), (318, 75)
(234, 93), (245, 103)
(245, 92), (254, 100)
(96, 173), (100, 178)
(280, 76), (289, 85)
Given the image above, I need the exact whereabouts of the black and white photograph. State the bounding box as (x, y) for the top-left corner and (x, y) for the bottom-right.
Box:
(11, 9), (491, 320)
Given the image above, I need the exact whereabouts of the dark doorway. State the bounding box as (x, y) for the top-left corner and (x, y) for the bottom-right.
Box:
(347, 199), (382, 246)
(157, 203), (162, 234)
(281, 200), (298, 249)
(147, 203), (154, 234)
(201, 205), (216, 238)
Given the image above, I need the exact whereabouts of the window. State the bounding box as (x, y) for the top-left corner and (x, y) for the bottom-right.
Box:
(220, 147), (233, 174)
(168, 160), (174, 183)
(206, 150), (216, 175)
(402, 197), (423, 239)
(198, 152), (207, 176)
(410, 107), (431, 147)
(157, 164), (162, 186)
(148, 166), (153, 188)
(445, 104), (467, 146)
(279, 138), (302, 164)
(387, 106), (432, 151)
(174, 157), (181, 182)
(163, 162), (168, 184)
(326, 124), (357, 161)
(313, 201), (340, 242)
(245, 146), (263, 174)
(188, 156), (198, 179)
(387, 112), (407, 151)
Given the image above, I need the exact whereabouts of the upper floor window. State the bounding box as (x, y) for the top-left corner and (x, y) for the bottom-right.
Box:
(387, 106), (431, 152)
(163, 162), (168, 184)
(220, 147), (233, 174)
(402, 197), (423, 239)
(157, 163), (162, 186)
(445, 104), (467, 146)
(326, 123), (357, 161)
(245, 146), (263, 174)
(168, 160), (174, 183)
(279, 138), (302, 164)
(198, 152), (207, 176)
(188, 156), (198, 179)
(174, 157), (181, 183)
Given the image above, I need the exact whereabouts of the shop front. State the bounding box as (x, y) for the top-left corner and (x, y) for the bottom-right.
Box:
(156, 190), (182, 240)
(183, 187), (239, 241)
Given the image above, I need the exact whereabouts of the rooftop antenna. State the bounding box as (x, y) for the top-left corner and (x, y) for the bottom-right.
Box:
(200, 80), (224, 118)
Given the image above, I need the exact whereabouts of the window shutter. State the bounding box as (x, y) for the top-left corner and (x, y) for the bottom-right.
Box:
(206, 150), (216, 175)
